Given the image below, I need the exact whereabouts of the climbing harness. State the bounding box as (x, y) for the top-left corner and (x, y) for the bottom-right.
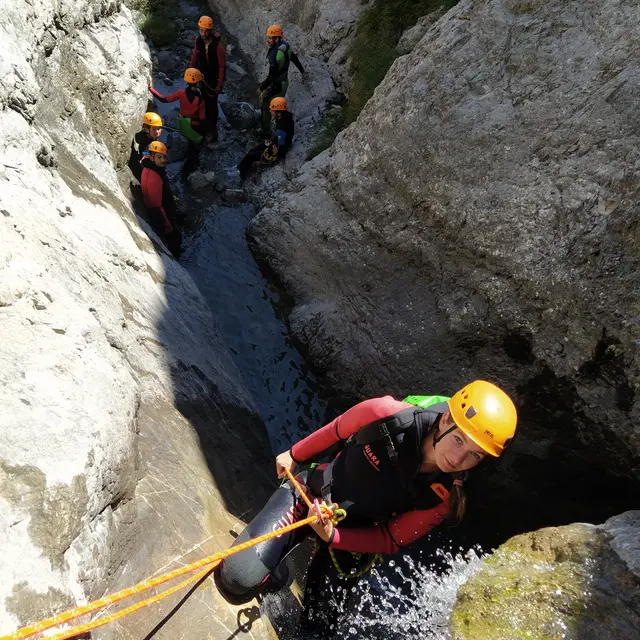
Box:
(1, 468), (341, 640)
(329, 549), (383, 580)
(261, 144), (278, 162)
(284, 470), (377, 580)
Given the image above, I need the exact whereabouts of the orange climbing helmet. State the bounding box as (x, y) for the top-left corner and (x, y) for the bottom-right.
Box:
(447, 380), (517, 457)
(143, 112), (163, 128)
(148, 141), (167, 155)
(266, 24), (284, 37)
(198, 16), (214, 30)
(269, 97), (288, 111)
(184, 68), (203, 84)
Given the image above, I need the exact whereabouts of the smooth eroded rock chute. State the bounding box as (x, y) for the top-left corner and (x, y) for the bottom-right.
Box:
(0, 0), (273, 637)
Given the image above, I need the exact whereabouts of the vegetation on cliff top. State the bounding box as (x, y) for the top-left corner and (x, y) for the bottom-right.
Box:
(308, 0), (459, 159)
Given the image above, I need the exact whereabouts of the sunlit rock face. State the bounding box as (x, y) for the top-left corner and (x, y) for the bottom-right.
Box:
(450, 511), (640, 640)
(0, 1), (273, 637)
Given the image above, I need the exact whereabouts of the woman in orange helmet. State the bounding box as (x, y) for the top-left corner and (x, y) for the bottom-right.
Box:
(128, 111), (163, 182)
(140, 141), (182, 257)
(215, 380), (517, 606)
(149, 68), (209, 175)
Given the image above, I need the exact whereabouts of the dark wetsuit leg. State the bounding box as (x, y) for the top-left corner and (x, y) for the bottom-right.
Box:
(204, 88), (219, 138)
(216, 474), (311, 603)
(238, 144), (267, 179)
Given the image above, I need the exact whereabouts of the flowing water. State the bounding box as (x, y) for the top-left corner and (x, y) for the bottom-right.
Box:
(261, 546), (488, 640)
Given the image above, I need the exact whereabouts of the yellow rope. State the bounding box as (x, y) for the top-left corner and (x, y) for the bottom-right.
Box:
(46, 567), (214, 640)
(2, 467), (340, 640)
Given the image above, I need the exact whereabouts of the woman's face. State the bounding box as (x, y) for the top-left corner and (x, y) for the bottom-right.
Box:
(432, 413), (488, 472)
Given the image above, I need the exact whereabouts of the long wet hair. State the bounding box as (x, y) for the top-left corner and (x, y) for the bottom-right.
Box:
(431, 417), (467, 526)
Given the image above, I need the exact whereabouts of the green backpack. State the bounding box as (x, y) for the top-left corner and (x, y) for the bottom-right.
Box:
(403, 394), (450, 408)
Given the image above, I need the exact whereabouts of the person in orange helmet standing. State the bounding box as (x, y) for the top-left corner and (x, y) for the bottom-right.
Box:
(140, 141), (182, 257)
(230, 96), (294, 180)
(257, 24), (305, 135)
(128, 111), (163, 182)
(149, 68), (209, 175)
(214, 380), (517, 606)
(189, 15), (226, 141)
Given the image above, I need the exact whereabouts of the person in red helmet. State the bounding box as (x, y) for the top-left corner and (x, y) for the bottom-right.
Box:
(214, 380), (517, 606)
(189, 15), (225, 141)
(128, 112), (163, 182)
(140, 141), (181, 257)
(149, 68), (209, 175)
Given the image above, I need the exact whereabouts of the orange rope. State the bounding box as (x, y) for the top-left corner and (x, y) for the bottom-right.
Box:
(46, 566), (214, 640)
(0, 469), (332, 640)
(3, 467), (329, 640)
(285, 467), (313, 509)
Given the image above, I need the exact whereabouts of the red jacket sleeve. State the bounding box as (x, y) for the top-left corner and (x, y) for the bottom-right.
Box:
(330, 500), (450, 555)
(217, 41), (225, 87)
(150, 87), (182, 103)
(290, 396), (410, 462)
(190, 37), (198, 68)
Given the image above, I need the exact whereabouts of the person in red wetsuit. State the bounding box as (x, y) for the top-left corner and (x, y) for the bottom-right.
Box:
(149, 68), (209, 175)
(140, 141), (182, 257)
(214, 380), (517, 608)
(190, 15), (225, 141)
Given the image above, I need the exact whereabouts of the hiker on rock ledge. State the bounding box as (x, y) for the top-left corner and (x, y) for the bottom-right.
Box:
(140, 141), (182, 258)
(128, 112), (163, 182)
(229, 96), (294, 180)
(149, 69), (210, 175)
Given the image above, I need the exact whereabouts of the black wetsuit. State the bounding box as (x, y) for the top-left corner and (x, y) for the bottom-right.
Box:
(215, 403), (453, 605)
(237, 111), (295, 178)
(128, 130), (154, 182)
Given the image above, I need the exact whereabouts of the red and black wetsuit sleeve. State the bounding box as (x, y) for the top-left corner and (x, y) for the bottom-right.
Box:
(291, 396), (409, 462)
(141, 167), (173, 233)
(150, 87), (183, 103)
(330, 501), (450, 555)
(290, 396), (451, 555)
(216, 39), (225, 87)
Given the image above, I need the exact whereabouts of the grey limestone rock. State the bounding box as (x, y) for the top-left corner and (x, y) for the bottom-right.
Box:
(248, 0), (640, 481)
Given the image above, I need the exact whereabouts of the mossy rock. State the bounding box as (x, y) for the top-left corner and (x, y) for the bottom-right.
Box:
(450, 523), (640, 640)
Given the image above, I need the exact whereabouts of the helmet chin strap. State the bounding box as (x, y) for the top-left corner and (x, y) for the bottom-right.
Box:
(433, 422), (456, 449)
